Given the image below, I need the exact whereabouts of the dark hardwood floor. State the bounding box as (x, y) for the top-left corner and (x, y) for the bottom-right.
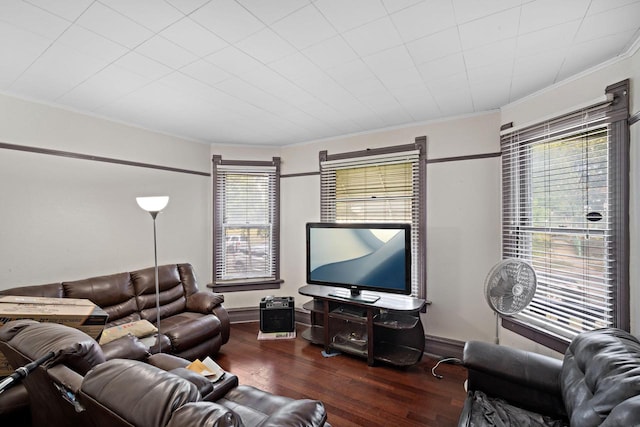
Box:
(214, 322), (467, 427)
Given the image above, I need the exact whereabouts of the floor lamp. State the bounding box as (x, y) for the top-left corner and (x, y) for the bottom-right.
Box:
(136, 196), (169, 353)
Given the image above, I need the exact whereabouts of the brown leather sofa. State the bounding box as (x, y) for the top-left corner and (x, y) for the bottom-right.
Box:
(82, 360), (330, 427)
(0, 320), (330, 427)
(0, 263), (230, 361)
(0, 383), (30, 427)
(460, 328), (640, 426)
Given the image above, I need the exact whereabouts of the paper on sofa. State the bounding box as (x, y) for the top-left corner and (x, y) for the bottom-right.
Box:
(186, 357), (225, 382)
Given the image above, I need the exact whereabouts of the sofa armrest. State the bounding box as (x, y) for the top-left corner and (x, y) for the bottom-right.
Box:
(166, 401), (242, 427)
(186, 290), (224, 314)
(100, 335), (150, 361)
(48, 365), (83, 395)
(47, 364), (84, 412)
(260, 400), (328, 427)
(464, 340), (562, 393)
(169, 368), (214, 398)
(147, 352), (190, 370)
(212, 305), (230, 345)
(463, 340), (566, 418)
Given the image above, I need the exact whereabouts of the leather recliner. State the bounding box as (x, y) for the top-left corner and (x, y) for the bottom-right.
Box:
(0, 319), (224, 427)
(80, 359), (330, 427)
(0, 320), (330, 427)
(459, 328), (640, 426)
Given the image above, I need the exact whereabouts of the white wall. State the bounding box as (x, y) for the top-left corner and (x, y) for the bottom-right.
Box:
(0, 94), (212, 287)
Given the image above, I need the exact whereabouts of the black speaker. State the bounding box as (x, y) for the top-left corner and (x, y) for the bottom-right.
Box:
(260, 296), (295, 333)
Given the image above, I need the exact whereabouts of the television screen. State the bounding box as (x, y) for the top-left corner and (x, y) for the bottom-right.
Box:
(306, 223), (411, 301)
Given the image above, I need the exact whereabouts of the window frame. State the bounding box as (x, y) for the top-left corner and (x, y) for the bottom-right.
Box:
(318, 137), (427, 300)
(211, 155), (282, 292)
(500, 80), (630, 352)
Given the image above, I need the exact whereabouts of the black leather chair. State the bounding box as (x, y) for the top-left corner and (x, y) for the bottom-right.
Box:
(459, 328), (640, 426)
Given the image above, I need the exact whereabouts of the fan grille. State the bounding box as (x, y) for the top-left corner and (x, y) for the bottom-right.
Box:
(484, 259), (537, 315)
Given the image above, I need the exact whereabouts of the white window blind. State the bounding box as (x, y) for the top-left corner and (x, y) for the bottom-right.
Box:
(320, 142), (426, 298)
(212, 159), (280, 286)
(501, 100), (624, 341)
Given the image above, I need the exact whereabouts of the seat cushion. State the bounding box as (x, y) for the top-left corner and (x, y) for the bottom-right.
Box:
(161, 312), (221, 353)
(62, 272), (139, 327)
(466, 391), (567, 427)
(80, 359), (200, 427)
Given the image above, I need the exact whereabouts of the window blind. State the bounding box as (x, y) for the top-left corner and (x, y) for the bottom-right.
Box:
(320, 142), (426, 298)
(501, 100), (623, 341)
(212, 159), (279, 286)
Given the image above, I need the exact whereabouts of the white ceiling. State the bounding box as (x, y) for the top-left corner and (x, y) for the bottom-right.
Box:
(2, 0), (639, 146)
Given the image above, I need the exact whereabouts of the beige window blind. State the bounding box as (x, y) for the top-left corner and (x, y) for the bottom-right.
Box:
(320, 144), (426, 298)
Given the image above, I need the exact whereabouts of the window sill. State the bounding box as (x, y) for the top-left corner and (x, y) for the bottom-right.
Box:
(207, 279), (283, 293)
(501, 317), (571, 354)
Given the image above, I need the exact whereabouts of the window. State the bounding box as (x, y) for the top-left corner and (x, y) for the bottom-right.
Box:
(211, 156), (281, 291)
(500, 80), (630, 352)
(319, 137), (427, 299)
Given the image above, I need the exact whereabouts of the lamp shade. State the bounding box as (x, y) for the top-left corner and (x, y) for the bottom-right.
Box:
(136, 196), (169, 213)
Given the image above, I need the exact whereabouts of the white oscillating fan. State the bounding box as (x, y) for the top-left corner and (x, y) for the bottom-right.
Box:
(484, 259), (537, 344)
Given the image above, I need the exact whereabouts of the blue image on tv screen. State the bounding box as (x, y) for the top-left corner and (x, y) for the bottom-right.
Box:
(309, 228), (406, 291)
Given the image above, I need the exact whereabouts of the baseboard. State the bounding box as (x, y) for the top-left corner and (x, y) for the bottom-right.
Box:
(228, 306), (309, 324)
(228, 307), (466, 359)
(424, 335), (465, 360)
(228, 307), (260, 323)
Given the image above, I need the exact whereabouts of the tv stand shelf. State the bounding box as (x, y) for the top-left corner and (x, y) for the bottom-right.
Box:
(299, 285), (427, 367)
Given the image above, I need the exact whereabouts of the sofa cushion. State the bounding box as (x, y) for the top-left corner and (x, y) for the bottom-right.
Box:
(132, 265), (188, 321)
(98, 319), (157, 345)
(161, 312), (221, 352)
(466, 391), (566, 427)
(177, 263), (201, 296)
(80, 359), (201, 427)
(561, 328), (640, 426)
(62, 272), (139, 326)
(100, 335), (150, 361)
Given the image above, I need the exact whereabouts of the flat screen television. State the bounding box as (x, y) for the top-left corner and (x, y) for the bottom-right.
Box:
(306, 222), (411, 303)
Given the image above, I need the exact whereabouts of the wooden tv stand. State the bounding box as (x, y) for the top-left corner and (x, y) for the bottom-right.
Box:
(298, 285), (427, 367)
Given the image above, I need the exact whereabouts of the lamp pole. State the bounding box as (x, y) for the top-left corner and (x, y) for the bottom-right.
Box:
(136, 196), (169, 354)
(150, 210), (161, 353)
